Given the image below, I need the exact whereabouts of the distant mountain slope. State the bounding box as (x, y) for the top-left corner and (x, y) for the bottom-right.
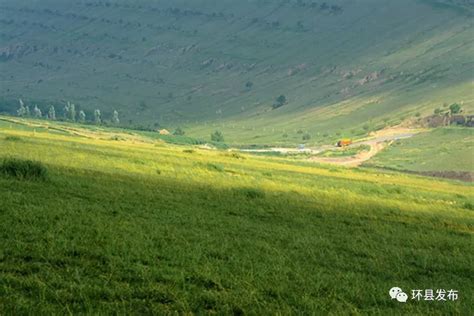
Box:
(0, 0), (473, 144)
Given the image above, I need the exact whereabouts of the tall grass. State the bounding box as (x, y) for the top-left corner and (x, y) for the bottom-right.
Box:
(0, 158), (48, 181)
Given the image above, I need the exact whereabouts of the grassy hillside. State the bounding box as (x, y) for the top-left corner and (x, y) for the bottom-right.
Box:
(0, 0), (473, 144)
(0, 118), (473, 314)
(367, 127), (474, 174)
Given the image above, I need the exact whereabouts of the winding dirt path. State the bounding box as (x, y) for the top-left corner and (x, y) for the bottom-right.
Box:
(308, 127), (423, 167)
(309, 141), (386, 167)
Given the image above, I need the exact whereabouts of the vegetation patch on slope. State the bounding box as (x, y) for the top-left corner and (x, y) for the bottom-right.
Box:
(366, 127), (473, 175)
(316, 144), (371, 158)
(0, 158), (48, 181)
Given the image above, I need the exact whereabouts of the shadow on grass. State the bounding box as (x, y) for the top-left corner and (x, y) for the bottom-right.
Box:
(0, 164), (472, 315)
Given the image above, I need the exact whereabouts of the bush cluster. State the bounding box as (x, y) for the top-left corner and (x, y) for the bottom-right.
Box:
(0, 158), (48, 181)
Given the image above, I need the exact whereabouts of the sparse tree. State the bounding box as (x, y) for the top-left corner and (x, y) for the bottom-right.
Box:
(48, 105), (56, 120)
(273, 95), (287, 109)
(25, 105), (30, 117)
(449, 103), (461, 115)
(78, 110), (86, 123)
(211, 130), (224, 142)
(33, 105), (42, 118)
(63, 102), (76, 121)
(94, 109), (101, 124)
(112, 110), (120, 124)
(17, 99), (26, 117)
(63, 103), (70, 119)
(173, 127), (185, 136)
(68, 103), (76, 121)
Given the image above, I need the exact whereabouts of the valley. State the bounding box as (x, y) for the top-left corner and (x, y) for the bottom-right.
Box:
(0, 0), (473, 144)
(1, 0), (473, 314)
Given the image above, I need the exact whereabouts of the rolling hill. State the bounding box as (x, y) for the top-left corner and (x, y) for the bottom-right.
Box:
(2, 2), (473, 313)
(365, 127), (474, 178)
(1, 117), (473, 314)
(0, 0), (473, 144)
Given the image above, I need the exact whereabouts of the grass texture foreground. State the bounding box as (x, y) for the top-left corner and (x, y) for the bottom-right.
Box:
(0, 120), (473, 314)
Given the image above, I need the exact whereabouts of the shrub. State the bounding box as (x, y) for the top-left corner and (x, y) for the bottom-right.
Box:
(4, 136), (22, 142)
(224, 152), (244, 159)
(110, 135), (124, 141)
(174, 127), (185, 136)
(0, 158), (48, 181)
(183, 149), (195, 154)
(302, 133), (311, 141)
(235, 187), (265, 199)
(449, 103), (461, 114)
(206, 163), (225, 172)
(273, 95), (287, 109)
(463, 202), (474, 211)
(211, 131), (224, 142)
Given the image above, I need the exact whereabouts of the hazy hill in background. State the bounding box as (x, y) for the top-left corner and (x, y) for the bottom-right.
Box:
(0, 0), (473, 144)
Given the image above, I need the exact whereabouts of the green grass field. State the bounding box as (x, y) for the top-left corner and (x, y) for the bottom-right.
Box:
(1, 119), (473, 314)
(367, 128), (474, 174)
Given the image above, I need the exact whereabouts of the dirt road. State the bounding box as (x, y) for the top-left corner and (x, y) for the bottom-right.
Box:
(309, 128), (421, 167)
(309, 141), (385, 167)
(239, 127), (423, 167)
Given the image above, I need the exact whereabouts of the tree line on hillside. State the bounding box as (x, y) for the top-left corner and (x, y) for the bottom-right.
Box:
(425, 103), (473, 127)
(15, 99), (119, 125)
(434, 103), (462, 116)
(13, 98), (229, 143)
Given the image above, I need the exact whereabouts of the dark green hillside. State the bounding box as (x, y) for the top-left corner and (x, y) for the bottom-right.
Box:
(0, 0), (473, 143)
